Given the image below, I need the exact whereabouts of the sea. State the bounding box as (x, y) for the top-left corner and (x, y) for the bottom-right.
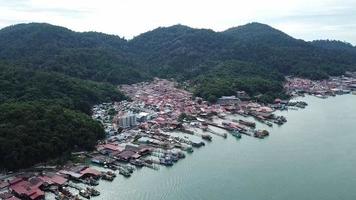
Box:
(92, 94), (356, 200)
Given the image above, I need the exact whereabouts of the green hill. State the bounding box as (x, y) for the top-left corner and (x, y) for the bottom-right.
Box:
(1, 22), (356, 169)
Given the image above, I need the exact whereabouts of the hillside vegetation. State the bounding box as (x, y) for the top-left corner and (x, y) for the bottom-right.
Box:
(0, 22), (356, 169)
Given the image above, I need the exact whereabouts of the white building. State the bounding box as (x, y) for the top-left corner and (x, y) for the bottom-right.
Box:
(117, 112), (137, 128)
(217, 96), (241, 105)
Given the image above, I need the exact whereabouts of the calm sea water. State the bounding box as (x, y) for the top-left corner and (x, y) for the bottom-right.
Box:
(94, 95), (356, 200)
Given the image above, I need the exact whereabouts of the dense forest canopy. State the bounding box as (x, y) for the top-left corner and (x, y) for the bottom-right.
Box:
(0, 102), (105, 170)
(1, 22), (356, 169)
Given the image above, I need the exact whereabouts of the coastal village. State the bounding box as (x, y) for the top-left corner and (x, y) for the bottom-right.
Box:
(1, 73), (356, 200)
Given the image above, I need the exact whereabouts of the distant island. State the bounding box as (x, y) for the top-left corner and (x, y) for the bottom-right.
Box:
(0, 22), (356, 171)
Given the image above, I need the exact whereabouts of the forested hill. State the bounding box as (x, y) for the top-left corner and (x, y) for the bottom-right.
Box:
(1, 22), (356, 169)
(1, 22), (356, 83)
(0, 23), (145, 84)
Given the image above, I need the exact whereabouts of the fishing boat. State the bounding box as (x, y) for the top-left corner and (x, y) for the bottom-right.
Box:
(217, 113), (226, 119)
(177, 151), (186, 159)
(181, 144), (194, 153)
(108, 164), (117, 171)
(123, 165), (135, 173)
(119, 167), (131, 177)
(254, 130), (269, 138)
(201, 134), (212, 141)
(101, 173), (114, 181)
(230, 130), (241, 139)
(130, 159), (144, 167)
(315, 94), (327, 99)
(266, 121), (273, 127)
(159, 158), (174, 166)
(106, 171), (117, 177)
(238, 120), (256, 128)
(342, 89), (351, 94)
(79, 189), (91, 199)
(201, 124), (208, 131)
(87, 187), (100, 197)
(82, 177), (99, 186)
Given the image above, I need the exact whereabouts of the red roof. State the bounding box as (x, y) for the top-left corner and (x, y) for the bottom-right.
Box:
(39, 174), (67, 185)
(10, 180), (44, 200)
(9, 177), (23, 185)
(30, 190), (44, 200)
(117, 150), (136, 160)
(80, 167), (102, 177)
(6, 197), (21, 200)
(102, 143), (124, 152)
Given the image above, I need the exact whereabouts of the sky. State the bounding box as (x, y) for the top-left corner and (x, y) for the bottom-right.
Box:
(0, 0), (356, 44)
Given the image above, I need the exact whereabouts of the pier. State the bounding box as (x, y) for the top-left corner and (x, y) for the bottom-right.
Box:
(206, 128), (227, 138)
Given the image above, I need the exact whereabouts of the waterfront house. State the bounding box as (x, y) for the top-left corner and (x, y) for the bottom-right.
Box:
(38, 173), (67, 187)
(217, 96), (241, 106)
(97, 143), (124, 156)
(0, 192), (21, 200)
(9, 178), (44, 200)
(0, 181), (9, 192)
(91, 155), (115, 165)
(116, 150), (140, 162)
(79, 167), (102, 178)
(4, 197), (21, 200)
(58, 170), (82, 180)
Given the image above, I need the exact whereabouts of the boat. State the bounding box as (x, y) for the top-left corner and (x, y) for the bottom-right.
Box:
(79, 189), (91, 199)
(254, 130), (269, 138)
(101, 173), (114, 181)
(315, 94), (327, 99)
(119, 168), (131, 177)
(266, 122), (273, 127)
(238, 119), (256, 128)
(201, 124), (208, 131)
(130, 159), (144, 167)
(87, 187), (100, 197)
(342, 89), (351, 94)
(352, 91), (356, 95)
(230, 130), (241, 139)
(108, 164), (117, 171)
(118, 165), (134, 173)
(181, 144), (194, 153)
(217, 113), (226, 119)
(201, 134), (212, 141)
(82, 177), (99, 186)
(177, 151), (186, 159)
(186, 146), (194, 153)
(106, 171), (117, 177)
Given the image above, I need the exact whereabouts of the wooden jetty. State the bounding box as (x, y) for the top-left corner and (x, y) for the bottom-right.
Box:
(207, 121), (252, 137)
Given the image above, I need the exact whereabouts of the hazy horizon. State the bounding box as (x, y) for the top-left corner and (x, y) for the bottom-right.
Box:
(1, 0), (356, 44)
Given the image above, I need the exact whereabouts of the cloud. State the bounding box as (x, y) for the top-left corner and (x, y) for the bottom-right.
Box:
(0, 0), (355, 44)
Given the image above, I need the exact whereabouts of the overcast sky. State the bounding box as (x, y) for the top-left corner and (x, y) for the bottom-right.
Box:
(1, 0), (356, 44)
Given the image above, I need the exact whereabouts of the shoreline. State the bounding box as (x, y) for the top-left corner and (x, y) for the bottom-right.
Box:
(1, 76), (355, 200)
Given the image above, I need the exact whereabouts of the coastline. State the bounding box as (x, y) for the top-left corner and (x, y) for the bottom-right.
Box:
(1, 76), (355, 200)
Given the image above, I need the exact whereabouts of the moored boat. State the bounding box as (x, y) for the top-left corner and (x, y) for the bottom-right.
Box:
(79, 189), (91, 199)
(119, 167), (131, 177)
(130, 159), (144, 167)
(87, 187), (100, 197)
(238, 119), (256, 128)
(266, 121), (273, 127)
(201, 134), (212, 141)
(254, 130), (269, 138)
(230, 130), (241, 139)
(101, 173), (114, 181)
